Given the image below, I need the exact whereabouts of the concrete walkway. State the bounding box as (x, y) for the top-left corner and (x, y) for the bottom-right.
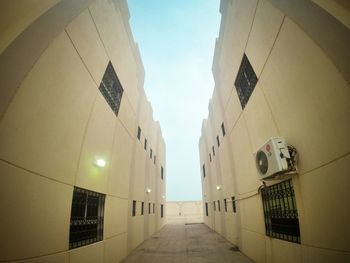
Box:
(121, 223), (253, 263)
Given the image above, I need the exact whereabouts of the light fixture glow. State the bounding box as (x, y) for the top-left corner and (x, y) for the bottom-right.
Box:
(216, 185), (221, 190)
(95, 159), (106, 167)
(146, 188), (152, 193)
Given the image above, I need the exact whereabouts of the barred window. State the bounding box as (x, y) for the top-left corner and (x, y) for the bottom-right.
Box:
(132, 200), (136, 216)
(232, 196), (236, 213)
(69, 187), (105, 249)
(137, 126), (141, 140)
(99, 61), (124, 115)
(234, 54), (258, 109)
(261, 179), (300, 243)
(221, 122), (226, 137)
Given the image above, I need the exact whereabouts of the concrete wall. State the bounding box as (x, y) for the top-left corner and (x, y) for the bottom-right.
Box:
(166, 201), (203, 224)
(0, 0), (166, 262)
(199, 0), (350, 262)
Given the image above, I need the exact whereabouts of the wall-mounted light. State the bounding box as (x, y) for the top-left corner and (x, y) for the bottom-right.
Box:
(216, 185), (222, 190)
(94, 158), (106, 168)
(146, 188), (152, 193)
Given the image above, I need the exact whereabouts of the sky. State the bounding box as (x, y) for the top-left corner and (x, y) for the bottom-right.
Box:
(127, 0), (221, 201)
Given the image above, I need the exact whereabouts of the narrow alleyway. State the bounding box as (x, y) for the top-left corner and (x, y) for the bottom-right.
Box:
(121, 223), (252, 263)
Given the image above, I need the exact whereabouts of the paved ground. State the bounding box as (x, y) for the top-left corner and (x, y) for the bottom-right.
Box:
(121, 223), (253, 263)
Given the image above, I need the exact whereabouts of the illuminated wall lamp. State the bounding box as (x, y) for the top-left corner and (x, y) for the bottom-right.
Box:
(216, 185), (222, 190)
(94, 158), (106, 168)
(146, 188), (152, 193)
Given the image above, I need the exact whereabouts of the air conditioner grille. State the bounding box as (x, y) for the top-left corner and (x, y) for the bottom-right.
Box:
(256, 150), (268, 175)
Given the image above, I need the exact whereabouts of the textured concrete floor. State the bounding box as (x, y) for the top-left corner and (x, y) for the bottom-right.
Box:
(121, 223), (253, 263)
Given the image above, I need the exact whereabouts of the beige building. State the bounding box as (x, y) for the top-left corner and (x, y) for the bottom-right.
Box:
(0, 0), (166, 262)
(166, 201), (203, 224)
(199, 0), (350, 263)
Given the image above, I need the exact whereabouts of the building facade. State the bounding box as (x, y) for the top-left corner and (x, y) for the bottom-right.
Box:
(166, 201), (203, 224)
(199, 0), (350, 262)
(0, 0), (166, 262)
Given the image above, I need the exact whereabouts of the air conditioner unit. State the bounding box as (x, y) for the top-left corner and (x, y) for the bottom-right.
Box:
(255, 137), (297, 180)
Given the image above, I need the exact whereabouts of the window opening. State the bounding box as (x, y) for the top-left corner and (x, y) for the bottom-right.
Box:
(261, 179), (300, 243)
(234, 54), (258, 109)
(69, 187), (105, 249)
(137, 126), (141, 140)
(232, 196), (236, 213)
(221, 122), (226, 137)
(99, 61), (124, 115)
(132, 200), (136, 216)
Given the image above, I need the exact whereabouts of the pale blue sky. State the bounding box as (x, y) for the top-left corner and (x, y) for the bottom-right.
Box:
(128, 0), (221, 201)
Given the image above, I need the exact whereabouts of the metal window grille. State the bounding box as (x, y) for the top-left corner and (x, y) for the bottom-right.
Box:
(212, 146), (215, 156)
(161, 204), (164, 218)
(205, 203), (208, 216)
(217, 200), (221, 212)
(221, 122), (226, 137)
(261, 179), (300, 243)
(232, 196), (236, 213)
(217, 136), (220, 147)
(99, 61), (124, 115)
(132, 200), (136, 216)
(202, 164), (206, 178)
(224, 199), (227, 212)
(137, 126), (141, 140)
(69, 187), (105, 249)
(234, 54), (258, 109)
(141, 202), (144, 215)
(161, 166), (164, 180)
